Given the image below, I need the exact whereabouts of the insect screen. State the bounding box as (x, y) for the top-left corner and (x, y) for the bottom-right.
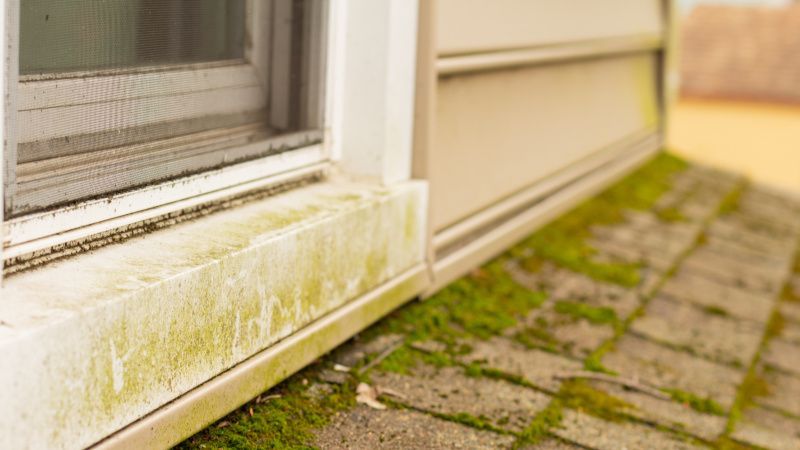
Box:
(7, 0), (325, 217)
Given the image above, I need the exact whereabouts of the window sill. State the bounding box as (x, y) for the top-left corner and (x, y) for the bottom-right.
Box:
(0, 179), (428, 450)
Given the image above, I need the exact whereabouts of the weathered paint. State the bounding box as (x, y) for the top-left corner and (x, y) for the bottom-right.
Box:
(0, 180), (427, 450)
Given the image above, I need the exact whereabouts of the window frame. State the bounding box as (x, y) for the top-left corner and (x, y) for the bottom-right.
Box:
(2, 0), (339, 257)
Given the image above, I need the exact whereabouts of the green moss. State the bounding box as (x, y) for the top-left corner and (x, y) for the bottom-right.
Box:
(715, 436), (765, 450)
(700, 305), (729, 317)
(655, 206), (687, 223)
(514, 400), (564, 448)
(661, 388), (726, 416)
(553, 301), (619, 326)
(367, 259), (546, 346)
(765, 311), (786, 340)
(177, 372), (355, 449)
(583, 340), (618, 374)
(517, 153), (688, 287)
(513, 325), (561, 354)
(782, 283), (800, 303)
(376, 345), (418, 374)
(718, 184), (744, 216)
(558, 380), (632, 422)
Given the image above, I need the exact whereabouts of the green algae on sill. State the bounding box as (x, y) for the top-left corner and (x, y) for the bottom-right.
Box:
(512, 152), (689, 288)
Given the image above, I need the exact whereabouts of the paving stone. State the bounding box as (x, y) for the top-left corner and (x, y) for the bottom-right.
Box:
(744, 185), (800, 213)
(737, 406), (800, 445)
(704, 233), (793, 268)
(689, 246), (790, 282)
(780, 301), (800, 324)
(371, 365), (551, 432)
(707, 220), (794, 257)
(460, 337), (582, 392)
(732, 419), (800, 450)
(512, 308), (615, 359)
(587, 381), (727, 441)
(602, 335), (741, 409)
(552, 409), (703, 450)
(630, 295), (763, 366)
(508, 262), (641, 320)
(590, 224), (695, 261)
(703, 236), (793, 269)
(660, 272), (774, 324)
(780, 319), (800, 345)
(759, 369), (800, 417)
(762, 339), (800, 376)
(314, 405), (514, 449)
(518, 438), (584, 449)
(332, 334), (405, 367)
(588, 237), (675, 273)
(720, 212), (800, 241)
(678, 251), (787, 295)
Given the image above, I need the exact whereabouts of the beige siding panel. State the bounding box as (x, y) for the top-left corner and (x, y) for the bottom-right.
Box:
(431, 54), (660, 231)
(437, 0), (663, 56)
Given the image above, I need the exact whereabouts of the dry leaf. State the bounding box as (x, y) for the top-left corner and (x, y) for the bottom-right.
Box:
(216, 421), (231, 429)
(355, 382), (386, 410)
(248, 407), (254, 417)
(333, 363), (351, 372)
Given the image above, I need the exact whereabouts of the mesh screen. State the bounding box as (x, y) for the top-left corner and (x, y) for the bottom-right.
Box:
(21, 0), (246, 75)
(9, 0), (325, 217)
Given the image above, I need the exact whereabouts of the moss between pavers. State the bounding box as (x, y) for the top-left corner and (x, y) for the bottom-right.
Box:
(718, 184), (744, 216)
(176, 368), (356, 449)
(553, 301), (620, 326)
(513, 152), (689, 288)
(661, 388), (727, 417)
(366, 259), (547, 348)
(725, 310), (787, 440)
(180, 152), (698, 448)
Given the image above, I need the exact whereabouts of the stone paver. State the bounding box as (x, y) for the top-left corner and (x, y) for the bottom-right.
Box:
(733, 422), (800, 450)
(660, 271), (774, 324)
(552, 409), (704, 450)
(602, 335), (742, 409)
(519, 438), (584, 449)
(588, 381), (727, 441)
(332, 334), (404, 367)
(508, 262), (640, 319)
(679, 248), (790, 295)
(762, 339), (800, 376)
(516, 313), (614, 358)
(759, 369), (800, 417)
(732, 406), (800, 450)
(460, 337), (582, 392)
(781, 301), (800, 323)
(630, 295), (763, 366)
(780, 319), (800, 345)
(314, 406), (514, 449)
(371, 364), (552, 432)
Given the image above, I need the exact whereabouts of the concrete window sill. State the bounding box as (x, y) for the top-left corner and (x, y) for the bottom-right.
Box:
(0, 179), (428, 450)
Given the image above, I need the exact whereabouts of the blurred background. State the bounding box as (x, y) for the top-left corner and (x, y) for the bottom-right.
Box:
(670, 0), (800, 193)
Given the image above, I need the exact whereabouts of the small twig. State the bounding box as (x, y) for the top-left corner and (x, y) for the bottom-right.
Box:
(358, 340), (404, 374)
(553, 371), (671, 401)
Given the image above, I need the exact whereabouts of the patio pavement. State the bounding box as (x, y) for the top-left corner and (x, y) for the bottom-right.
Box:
(180, 154), (800, 449)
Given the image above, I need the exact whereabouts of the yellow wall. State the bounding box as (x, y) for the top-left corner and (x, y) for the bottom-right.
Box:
(668, 98), (800, 194)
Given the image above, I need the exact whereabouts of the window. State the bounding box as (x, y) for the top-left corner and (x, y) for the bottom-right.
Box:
(4, 0), (329, 252)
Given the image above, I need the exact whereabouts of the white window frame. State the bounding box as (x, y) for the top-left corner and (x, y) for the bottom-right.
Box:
(1, 0), (337, 258)
(1, 0), (419, 267)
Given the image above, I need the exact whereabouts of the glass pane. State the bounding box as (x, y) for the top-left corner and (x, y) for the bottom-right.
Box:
(20, 0), (246, 75)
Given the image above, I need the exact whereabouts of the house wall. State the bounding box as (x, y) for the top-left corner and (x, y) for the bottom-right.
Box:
(669, 98), (800, 194)
(416, 0), (671, 289)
